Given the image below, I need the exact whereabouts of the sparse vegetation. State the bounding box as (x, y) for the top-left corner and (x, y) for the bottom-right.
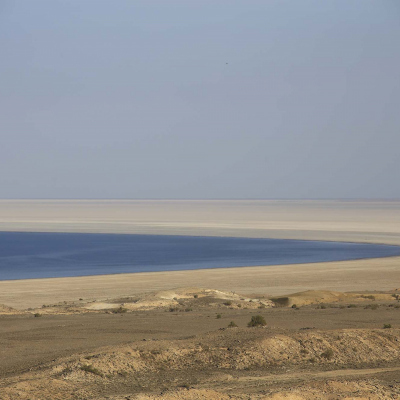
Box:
(216, 314), (222, 319)
(112, 307), (127, 314)
(320, 348), (334, 360)
(365, 304), (379, 310)
(361, 295), (375, 300)
(348, 304), (357, 308)
(80, 364), (103, 377)
(228, 321), (238, 328)
(383, 324), (392, 329)
(60, 366), (72, 375)
(247, 315), (266, 327)
(223, 301), (232, 306)
(34, 313), (41, 317)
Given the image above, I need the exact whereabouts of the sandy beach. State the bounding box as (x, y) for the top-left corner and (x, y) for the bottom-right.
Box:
(1, 199), (400, 309)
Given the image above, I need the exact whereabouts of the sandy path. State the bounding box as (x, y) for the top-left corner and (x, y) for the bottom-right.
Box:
(0, 200), (400, 309)
(234, 366), (400, 383)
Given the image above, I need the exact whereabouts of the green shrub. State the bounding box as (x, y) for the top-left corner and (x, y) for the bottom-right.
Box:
(320, 348), (334, 360)
(216, 314), (222, 319)
(383, 324), (392, 329)
(228, 321), (238, 328)
(193, 294), (198, 299)
(80, 364), (103, 377)
(34, 313), (42, 317)
(247, 315), (266, 327)
(112, 307), (127, 314)
(361, 295), (375, 300)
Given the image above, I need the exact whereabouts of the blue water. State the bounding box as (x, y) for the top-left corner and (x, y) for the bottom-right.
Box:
(0, 232), (399, 280)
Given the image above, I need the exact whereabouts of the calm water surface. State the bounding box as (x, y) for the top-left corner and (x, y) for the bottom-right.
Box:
(1, 232), (400, 280)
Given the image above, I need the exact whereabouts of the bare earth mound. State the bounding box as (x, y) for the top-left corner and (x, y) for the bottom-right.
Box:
(1, 287), (400, 399)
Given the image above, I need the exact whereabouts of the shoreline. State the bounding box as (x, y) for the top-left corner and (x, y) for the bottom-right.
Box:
(1, 231), (400, 282)
(1, 250), (400, 283)
(0, 200), (399, 309)
(1, 255), (400, 310)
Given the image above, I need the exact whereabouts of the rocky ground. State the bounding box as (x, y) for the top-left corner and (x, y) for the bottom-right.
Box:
(1, 288), (400, 399)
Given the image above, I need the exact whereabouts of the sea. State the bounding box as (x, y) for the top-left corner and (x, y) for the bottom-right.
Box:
(1, 231), (399, 280)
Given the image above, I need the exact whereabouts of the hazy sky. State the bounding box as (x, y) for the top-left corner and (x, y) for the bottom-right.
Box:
(1, 0), (399, 199)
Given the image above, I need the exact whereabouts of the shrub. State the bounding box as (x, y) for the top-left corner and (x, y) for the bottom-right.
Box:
(216, 314), (222, 319)
(361, 295), (375, 300)
(193, 294), (198, 299)
(247, 315), (266, 327)
(34, 313), (41, 318)
(348, 304), (357, 308)
(383, 324), (392, 329)
(320, 348), (334, 360)
(365, 304), (379, 310)
(80, 364), (103, 377)
(112, 307), (127, 314)
(223, 301), (232, 306)
(228, 321), (238, 328)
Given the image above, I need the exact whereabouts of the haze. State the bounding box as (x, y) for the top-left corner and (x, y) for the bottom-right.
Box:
(1, 0), (399, 199)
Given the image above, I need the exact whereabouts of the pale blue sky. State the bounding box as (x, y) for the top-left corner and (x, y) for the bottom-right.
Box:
(1, 0), (399, 199)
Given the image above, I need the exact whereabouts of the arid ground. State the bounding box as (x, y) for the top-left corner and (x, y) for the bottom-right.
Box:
(1, 200), (400, 399)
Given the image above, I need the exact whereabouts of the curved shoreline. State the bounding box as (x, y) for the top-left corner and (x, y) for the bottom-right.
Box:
(1, 255), (400, 310)
(0, 200), (399, 309)
(1, 231), (400, 281)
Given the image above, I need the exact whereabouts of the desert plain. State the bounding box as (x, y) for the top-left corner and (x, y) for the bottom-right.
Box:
(1, 199), (400, 399)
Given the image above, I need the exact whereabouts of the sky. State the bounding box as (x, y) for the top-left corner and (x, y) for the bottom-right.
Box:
(1, 0), (400, 199)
